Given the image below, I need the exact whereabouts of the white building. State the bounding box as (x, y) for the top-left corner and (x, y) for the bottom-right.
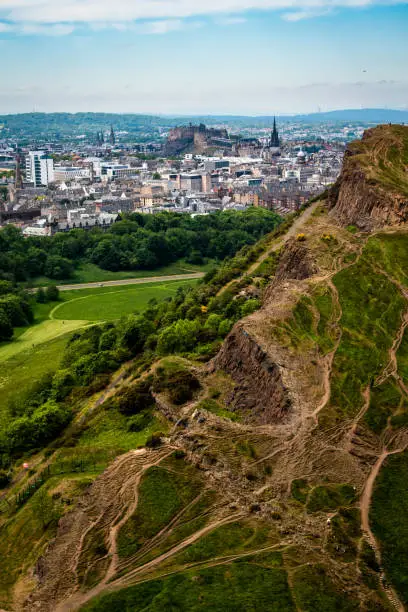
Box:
(25, 151), (54, 186)
(53, 166), (91, 182)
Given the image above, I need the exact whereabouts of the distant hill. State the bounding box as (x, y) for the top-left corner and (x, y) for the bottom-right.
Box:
(0, 108), (407, 138)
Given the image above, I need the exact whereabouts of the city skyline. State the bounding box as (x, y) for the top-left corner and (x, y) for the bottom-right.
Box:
(0, 1), (407, 114)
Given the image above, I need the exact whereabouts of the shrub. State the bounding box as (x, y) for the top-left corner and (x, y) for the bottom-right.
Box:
(153, 364), (200, 405)
(145, 433), (164, 448)
(157, 319), (202, 355)
(36, 287), (46, 303)
(4, 401), (72, 455)
(127, 411), (153, 432)
(0, 469), (10, 489)
(45, 285), (60, 301)
(0, 309), (13, 341)
(117, 380), (155, 416)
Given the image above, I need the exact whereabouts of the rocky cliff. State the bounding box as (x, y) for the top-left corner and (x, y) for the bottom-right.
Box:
(165, 123), (229, 155)
(328, 124), (408, 230)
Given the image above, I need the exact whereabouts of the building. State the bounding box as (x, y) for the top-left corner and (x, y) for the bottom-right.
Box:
(179, 173), (203, 192)
(54, 166), (91, 182)
(25, 151), (54, 186)
(267, 117), (281, 157)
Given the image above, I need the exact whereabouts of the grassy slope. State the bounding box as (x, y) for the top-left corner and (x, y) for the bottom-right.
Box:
(81, 560), (295, 612)
(53, 279), (198, 321)
(0, 279), (198, 365)
(348, 124), (408, 197)
(370, 452), (408, 605)
(117, 464), (203, 559)
(0, 334), (70, 430)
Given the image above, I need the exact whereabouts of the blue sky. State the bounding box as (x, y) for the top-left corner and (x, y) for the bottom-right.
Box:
(0, 1), (407, 114)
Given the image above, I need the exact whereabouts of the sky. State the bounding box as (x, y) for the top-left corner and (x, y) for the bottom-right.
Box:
(0, 0), (407, 115)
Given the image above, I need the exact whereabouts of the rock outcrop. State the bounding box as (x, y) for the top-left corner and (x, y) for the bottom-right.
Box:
(165, 123), (229, 155)
(211, 324), (292, 424)
(328, 124), (408, 230)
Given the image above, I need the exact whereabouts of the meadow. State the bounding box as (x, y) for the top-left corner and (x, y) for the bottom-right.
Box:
(0, 278), (198, 365)
(52, 279), (198, 322)
(0, 278), (198, 423)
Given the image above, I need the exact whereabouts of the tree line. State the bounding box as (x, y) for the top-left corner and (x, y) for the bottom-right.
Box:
(0, 208), (282, 282)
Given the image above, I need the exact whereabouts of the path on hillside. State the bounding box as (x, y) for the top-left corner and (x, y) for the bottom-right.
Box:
(360, 446), (407, 612)
(56, 272), (205, 292)
(218, 202), (319, 296)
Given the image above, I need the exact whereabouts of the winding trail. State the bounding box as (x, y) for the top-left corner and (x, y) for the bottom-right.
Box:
(218, 202), (320, 296)
(56, 512), (243, 612)
(360, 447), (407, 612)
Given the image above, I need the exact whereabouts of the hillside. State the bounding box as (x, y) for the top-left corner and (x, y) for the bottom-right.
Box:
(1, 125), (408, 611)
(328, 124), (408, 229)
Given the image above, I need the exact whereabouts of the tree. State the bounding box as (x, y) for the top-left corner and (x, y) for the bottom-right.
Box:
(240, 299), (261, 317)
(36, 287), (46, 303)
(119, 315), (155, 355)
(0, 310), (13, 341)
(0, 280), (13, 296)
(0, 470), (10, 489)
(157, 319), (201, 354)
(44, 255), (73, 280)
(45, 285), (60, 302)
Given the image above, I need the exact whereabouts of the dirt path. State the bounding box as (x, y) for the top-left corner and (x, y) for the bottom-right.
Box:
(56, 513), (242, 611)
(376, 309), (408, 388)
(51, 448), (174, 612)
(248, 202), (320, 276)
(218, 202), (320, 296)
(55, 273), (205, 292)
(360, 448), (406, 612)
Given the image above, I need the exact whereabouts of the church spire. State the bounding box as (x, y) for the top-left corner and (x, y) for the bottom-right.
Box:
(270, 116), (280, 148)
(110, 125), (115, 146)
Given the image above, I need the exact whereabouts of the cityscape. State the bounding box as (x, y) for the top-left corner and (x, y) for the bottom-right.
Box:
(2, 114), (362, 235)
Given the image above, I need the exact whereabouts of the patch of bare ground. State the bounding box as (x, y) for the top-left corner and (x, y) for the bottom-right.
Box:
(25, 448), (174, 612)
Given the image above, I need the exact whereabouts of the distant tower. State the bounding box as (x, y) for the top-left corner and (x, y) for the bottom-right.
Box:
(14, 154), (23, 189)
(110, 125), (116, 146)
(270, 117), (280, 148)
(100, 131), (105, 144)
(96, 132), (101, 146)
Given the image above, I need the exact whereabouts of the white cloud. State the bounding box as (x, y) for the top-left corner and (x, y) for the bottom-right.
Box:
(0, 0), (406, 33)
(216, 16), (248, 24)
(282, 8), (332, 19)
(19, 23), (76, 35)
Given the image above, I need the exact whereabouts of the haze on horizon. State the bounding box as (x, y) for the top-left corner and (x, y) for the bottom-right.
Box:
(0, 0), (407, 115)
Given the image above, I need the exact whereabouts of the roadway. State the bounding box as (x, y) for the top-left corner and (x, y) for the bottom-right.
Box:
(56, 272), (205, 292)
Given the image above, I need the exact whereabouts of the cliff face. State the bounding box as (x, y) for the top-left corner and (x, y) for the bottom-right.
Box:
(211, 238), (321, 426)
(212, 324), (292, 424)
(328, 124), (408, 230)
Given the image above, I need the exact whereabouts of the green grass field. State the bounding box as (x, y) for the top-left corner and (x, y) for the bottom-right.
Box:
(52, 279), (198, 322)
(33, 261), (212, 287)
(0, 278), (198, 366)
